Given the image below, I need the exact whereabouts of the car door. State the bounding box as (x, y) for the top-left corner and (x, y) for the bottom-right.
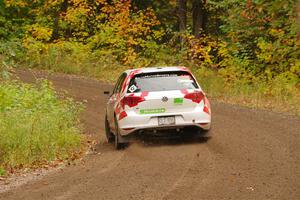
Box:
(107, 73), (127, 127)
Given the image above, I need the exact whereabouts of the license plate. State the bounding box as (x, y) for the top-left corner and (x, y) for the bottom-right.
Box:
(158, 116), (175, 126)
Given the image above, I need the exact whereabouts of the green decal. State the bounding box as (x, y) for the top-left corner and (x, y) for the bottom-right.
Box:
(140, 108), (166, 114)
(174, 98), (183, 105)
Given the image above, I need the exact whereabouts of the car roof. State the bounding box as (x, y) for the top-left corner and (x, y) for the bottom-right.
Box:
(124, 66), (189, 75)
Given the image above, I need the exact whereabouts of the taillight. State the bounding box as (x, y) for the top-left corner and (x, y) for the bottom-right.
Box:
(121, 95), (145, 108)
(203, 96), (211, 115)
(184, 91), (204, 104)
(203, 106), (210, 114)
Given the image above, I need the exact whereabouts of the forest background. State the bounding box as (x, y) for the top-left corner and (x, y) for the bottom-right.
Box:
(1, 0), (300, 114)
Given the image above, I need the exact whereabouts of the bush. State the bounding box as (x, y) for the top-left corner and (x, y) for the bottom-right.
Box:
(193, 67), (300, 115)
(0, 39), (24, 80)
(0, 80), (83, 169)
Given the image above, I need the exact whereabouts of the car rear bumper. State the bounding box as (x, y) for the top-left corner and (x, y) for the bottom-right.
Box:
(118, 109), (211, 136)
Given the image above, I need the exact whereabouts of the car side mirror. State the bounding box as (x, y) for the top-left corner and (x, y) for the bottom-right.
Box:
(103, 91), (110, 95)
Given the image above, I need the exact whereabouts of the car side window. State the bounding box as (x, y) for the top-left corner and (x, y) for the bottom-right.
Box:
(113, 73), (127, 94)
(113, 76), (122, 94)
(116, 73), (127, 93)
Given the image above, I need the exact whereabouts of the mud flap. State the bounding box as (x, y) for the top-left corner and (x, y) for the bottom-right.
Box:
(118, 133), (130, 143)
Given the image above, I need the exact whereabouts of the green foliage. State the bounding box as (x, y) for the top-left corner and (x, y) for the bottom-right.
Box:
(0, 80), (83, 169)
(21, 40), (126, 81)
(3, 0), (299, 80)
(0, 0), (299, 117)
(207, 0), (300, 79)
(193, 67), (300, 115)
(88, 1), (163, 64)
(0, 39), (24, 80)
(0, 167), (6, 176)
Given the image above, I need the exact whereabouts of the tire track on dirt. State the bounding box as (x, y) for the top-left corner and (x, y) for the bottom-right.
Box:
(160, 144), (215, 200)
(54, 151), (125, 200)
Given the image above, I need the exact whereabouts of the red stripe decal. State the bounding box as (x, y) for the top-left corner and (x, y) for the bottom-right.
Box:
(181, 89), (189, 95)
(119, 111), (127, 120)
(115, 103), (121, 115)
(199, 123), (208, 126)
(178, 66), (191, 72)
(122, 128), (135, 131)
(141, 91), (149, 98)
(121, 69), (142, 93)
(121, 76), (129, 93)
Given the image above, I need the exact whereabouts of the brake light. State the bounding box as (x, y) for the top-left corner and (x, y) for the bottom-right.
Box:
(121, 95), (145, 108)
(203, 96), (211, 115)
(184, 91), (204, 104)
(203, 106), (210, 114)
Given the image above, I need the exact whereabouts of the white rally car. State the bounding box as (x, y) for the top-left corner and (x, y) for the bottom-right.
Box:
(104, 67), (211, 149)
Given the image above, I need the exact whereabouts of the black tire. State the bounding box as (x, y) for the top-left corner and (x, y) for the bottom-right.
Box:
(200, 127), (212, 138)
(114, 116), (126, 150)
(203, 124), (212, 134)
(105, 115), (114, 143)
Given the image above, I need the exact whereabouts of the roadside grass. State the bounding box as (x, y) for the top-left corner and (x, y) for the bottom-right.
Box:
(0, 80), (84, 174)
(22, 42), (128, 82)
(194, 68), (300, 115)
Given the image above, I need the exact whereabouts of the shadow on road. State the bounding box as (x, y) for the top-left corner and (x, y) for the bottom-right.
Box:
(95, 130), (211, 152)
(136, 131), (211, 147)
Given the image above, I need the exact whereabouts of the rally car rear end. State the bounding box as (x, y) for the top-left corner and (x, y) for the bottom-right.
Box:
(104, 67), (211, 149)
(118, 89), (211, 136)
(117, 68), (211, 136)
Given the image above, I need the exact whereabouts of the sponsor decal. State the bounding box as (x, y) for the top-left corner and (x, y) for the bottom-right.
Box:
(128, 85), (138, 93)
(139, 108), (166, 114)
(174, 98), (183, 105)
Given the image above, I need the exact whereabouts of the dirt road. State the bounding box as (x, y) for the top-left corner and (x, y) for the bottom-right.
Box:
(1, 70), (300, 200)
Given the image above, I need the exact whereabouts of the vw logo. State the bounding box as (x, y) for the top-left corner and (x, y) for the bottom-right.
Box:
(161, 96), (168, 102)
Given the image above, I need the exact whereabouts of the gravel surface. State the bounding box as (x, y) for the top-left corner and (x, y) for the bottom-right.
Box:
(0, 69), (299, 200)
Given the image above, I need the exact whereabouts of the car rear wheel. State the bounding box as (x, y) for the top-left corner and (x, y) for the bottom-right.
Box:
(200, 129), (210, 135)
(105, 115), (114, 143)
(114, 116), (127, 150)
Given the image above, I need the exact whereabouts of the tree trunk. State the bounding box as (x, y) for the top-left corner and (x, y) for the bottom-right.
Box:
(297, 0), (300, 40)
(177, 0), (187, 33)
(51, 0), (68, 41)
(192, 0), (206, 38)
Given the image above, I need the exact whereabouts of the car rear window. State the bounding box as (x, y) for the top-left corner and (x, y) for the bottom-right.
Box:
(127, 71), (199, 93)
